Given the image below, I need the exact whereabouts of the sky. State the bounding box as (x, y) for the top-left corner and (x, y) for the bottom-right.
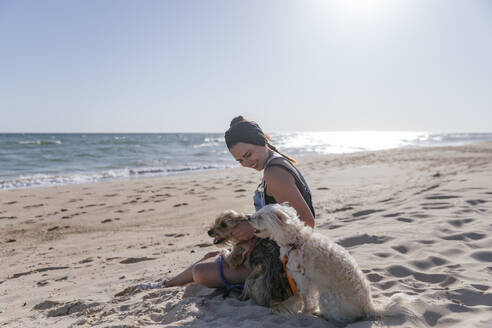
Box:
(0, 0), (491, 133)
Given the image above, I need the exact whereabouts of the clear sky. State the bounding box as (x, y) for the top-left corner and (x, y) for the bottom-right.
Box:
(0, 0), (491, 133)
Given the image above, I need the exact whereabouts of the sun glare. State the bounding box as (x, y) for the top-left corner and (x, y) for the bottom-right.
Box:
(335, 0), (391, 18)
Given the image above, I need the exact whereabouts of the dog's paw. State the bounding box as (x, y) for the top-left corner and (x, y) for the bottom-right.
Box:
(238, 291), (250, 302)
(271, 295), (303, 316)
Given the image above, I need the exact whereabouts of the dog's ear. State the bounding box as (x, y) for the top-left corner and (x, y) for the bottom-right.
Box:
(272, 203), (294, 223)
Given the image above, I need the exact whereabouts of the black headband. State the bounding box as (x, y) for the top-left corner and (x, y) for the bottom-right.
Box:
(224, 121), (267, 149)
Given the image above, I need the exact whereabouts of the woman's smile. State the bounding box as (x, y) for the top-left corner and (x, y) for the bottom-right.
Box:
(229, 142), (271, 171)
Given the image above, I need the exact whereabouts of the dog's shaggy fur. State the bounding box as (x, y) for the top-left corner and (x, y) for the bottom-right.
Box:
(248, 203), (413, 323)
(208, 210), (292, 307)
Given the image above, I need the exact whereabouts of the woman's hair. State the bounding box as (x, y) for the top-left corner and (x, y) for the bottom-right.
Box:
(225, 115), (296, 164)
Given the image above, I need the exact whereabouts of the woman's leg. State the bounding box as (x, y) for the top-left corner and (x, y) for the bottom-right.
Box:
(165, 252), (251, 288)
(164, 251), (219, 287)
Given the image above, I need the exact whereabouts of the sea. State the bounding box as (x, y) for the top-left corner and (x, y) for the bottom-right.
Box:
(1, 132), (491, 190)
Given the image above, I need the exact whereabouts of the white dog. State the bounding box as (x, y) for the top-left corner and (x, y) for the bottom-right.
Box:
(248, 203), (413, 323)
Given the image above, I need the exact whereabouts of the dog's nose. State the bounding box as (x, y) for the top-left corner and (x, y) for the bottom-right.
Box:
(207, 230), (213, 236)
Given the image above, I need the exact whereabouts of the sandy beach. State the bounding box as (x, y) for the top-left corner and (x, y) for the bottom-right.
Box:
(1, 143), (492, 327)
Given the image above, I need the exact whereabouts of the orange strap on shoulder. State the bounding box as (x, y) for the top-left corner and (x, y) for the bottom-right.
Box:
(282, 255), (297, 295)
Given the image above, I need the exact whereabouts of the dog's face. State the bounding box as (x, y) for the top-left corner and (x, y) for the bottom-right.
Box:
(247, 214), (272, 239)
(208, 210), (247, 246)
(248, 203), (300, 244)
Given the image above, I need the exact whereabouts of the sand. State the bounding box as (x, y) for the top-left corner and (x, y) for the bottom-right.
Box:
(1, 143), (492, 327)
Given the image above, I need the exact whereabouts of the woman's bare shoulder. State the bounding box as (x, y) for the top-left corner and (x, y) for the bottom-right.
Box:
(264, 164), (295, 186)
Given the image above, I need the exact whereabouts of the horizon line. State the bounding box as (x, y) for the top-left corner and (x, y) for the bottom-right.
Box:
(1, 130), (492, 134)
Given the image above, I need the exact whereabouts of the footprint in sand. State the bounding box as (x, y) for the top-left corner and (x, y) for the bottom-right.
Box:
(4, 201), (17, 205)
(441, 232), (486, 241)
(417, 240), (436, 245)
(466, 199), (487, 206)
(352, 209), (384, 218)
(386, 265), (452, 285)
(326, 206), (354, 214)
(409, 212), (431, 219)
(374, 252), (392, 258)
(173, 203), (189, 207)
(409, 256), (448, 270)
(382, 212), (404, 218)
(470, 251), (492, 262)
(317, 221), (341, 229)
(396, 217), (413, 223)
(0, 216), (17, 220)
(376, 280), (398, 290)
(425, 194), (460, 200)
(447, 218), (474, 227)
(23, 203), (45, 209)
(10, 266), (69, 279)
(79, 257), (94, 264)
(138, 209), (155, 213)
(337, 234), (392, 248)
(365, 272), (384, 282)
(391, 245), (409, 254)
(195, 243), (213, 248)
(120, 257), (156, 264)
(421, 202), (454, 210)
(61, 212), (86, 220)
(445, 288), (492, 306)
(423, 311), (443, 326)
(164, 233), (185, 238)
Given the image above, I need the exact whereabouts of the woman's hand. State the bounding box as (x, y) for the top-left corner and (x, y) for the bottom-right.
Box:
(232, 221), (256, 241)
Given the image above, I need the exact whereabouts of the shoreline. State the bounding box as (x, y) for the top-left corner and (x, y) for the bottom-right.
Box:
(2, 140), (492, 191)
(1, 142), (492, 327)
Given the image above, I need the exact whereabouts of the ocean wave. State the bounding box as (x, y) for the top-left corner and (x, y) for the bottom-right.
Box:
(18, 140), (62, 145)
(193, 141), (222, 148)
(0, 165), (231, 190)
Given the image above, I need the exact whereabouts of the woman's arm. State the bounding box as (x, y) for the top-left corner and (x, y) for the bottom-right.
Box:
(264, 166), (315, 228)
(233, 165), (315, 240)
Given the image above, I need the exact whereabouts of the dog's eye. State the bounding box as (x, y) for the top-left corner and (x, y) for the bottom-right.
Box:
(220, 222), (227, 228)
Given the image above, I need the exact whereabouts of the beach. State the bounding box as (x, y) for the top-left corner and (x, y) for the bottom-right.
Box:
(1, 143), (492, 327)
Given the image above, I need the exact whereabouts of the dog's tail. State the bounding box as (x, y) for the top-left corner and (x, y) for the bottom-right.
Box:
(368, 293), (424, 326)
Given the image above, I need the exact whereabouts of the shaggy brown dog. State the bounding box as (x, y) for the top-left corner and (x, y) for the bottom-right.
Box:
(208, 209), (292, 307)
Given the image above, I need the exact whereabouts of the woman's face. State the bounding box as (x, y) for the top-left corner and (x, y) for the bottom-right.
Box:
(229, 142), (270, 171)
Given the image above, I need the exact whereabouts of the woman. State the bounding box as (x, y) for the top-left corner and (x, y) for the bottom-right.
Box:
(163, 116), (315, 288)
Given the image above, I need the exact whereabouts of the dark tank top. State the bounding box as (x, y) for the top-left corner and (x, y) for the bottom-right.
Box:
(261, 156), (315, 217)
